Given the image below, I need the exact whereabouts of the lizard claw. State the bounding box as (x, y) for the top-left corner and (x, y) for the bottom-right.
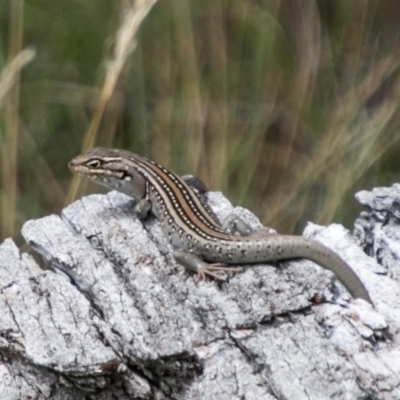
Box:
(173, 250), (241, 281)
(197, 264), (241, 281)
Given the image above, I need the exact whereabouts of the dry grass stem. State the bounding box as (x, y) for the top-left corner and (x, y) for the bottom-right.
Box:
(67, 0), (159, 204)
(83, 0), (159, 151)
(0, 48), (36, 110)
(0, 48), (35, 239)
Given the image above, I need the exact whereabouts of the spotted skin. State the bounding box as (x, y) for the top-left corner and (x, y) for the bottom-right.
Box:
(69, 147), (373, 305)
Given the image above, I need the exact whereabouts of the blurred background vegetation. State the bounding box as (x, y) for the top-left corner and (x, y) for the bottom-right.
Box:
(1, 0), (400, 246)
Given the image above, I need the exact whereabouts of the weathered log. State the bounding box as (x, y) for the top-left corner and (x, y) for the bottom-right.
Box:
(0, 187), (398, 399)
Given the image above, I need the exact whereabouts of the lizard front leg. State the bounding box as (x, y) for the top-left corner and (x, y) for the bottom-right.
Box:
(134, 197), (152, 220)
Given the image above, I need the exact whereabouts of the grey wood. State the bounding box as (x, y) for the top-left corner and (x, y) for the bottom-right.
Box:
(0, 187), (397, 399)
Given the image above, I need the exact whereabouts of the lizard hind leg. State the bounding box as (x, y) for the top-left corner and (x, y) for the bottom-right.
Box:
(222, 214), (277, 238)
(222, 214), (255, 236)
(173, 249), (240, 280)
(180, 174), (209, 193)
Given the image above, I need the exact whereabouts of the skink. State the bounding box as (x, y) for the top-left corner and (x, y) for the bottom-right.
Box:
(69, 147), (373, 305)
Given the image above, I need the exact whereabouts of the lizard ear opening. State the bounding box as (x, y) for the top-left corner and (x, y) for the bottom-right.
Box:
(117, 171), (146, 200)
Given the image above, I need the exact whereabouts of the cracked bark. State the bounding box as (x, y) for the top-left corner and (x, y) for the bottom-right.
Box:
(0, 186), (399, 399)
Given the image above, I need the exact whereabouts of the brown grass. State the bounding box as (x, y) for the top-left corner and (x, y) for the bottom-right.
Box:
(2, 0), (400, 244)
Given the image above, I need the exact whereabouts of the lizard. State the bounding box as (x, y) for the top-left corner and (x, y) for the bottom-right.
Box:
(68, 147), (373, 305)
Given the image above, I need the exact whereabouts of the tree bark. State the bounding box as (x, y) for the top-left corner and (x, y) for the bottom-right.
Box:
(0, 187), (397, 399)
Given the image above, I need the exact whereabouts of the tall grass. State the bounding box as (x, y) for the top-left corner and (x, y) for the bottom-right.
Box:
(0, 47), (35, 239)
(66, 0), (159, 204)
(0, 0), (34, 240)
(1, 0), (400, 245)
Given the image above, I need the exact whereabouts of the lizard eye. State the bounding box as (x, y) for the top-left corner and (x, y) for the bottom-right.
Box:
(87, 160), (101, 169)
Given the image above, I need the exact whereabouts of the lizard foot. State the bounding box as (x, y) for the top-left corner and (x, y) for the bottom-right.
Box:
(197, 264), (242, 281)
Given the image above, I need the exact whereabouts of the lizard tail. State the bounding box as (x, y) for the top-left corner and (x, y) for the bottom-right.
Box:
(279, 236), (373, 305)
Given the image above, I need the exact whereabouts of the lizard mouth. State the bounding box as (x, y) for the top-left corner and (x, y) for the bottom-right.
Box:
(68, 161), (84, 175)
(67, 162), (96, 180)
